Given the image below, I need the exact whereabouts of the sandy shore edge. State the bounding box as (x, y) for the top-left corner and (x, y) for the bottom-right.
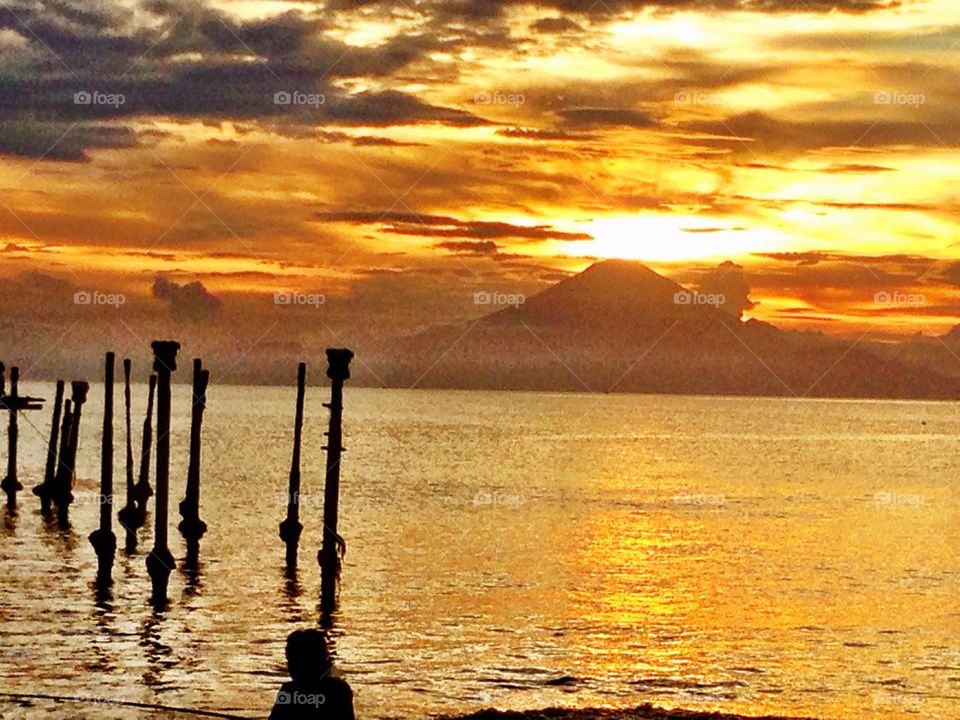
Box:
(442, 704), (819, 720)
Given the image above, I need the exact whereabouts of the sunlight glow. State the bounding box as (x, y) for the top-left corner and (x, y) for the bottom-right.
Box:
(566, 216), (787, 263)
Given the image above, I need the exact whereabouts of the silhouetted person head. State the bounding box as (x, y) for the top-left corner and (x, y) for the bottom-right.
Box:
(286, 629), (332, 683)
(270, 628), (354, 720)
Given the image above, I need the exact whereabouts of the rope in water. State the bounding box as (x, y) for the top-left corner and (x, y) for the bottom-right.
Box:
(0, 691), (253, 719)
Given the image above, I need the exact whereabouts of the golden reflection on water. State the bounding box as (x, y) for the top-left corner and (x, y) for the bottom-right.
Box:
(1, 386), (959, 720)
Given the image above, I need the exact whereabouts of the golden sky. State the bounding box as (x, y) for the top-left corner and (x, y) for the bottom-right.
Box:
(2, 0), (959, 339)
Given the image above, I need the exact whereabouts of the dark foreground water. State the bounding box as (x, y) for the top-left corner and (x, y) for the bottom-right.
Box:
(1, 386), (959, 719)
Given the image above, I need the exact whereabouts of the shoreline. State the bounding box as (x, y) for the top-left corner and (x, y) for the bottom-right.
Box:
(444, 705), (820, 720)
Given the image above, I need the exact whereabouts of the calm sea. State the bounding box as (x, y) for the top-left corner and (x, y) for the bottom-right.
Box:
(1, 385), (959, 719)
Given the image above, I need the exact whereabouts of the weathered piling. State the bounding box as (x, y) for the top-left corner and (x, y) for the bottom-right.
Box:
(54, 400), (73, 512)
(133, 375), (157, 512)
(178, 358), (209, 566)
(1, 367), (23, 509)
(280, 363), (307, 572)
(118, 360), (146, 552)
(55, 381), (89, 527)
(34, 380), (65, 516)
(89, 353), (117, 587)
(147, 341), (179, 606)
(0, 364), (3, 479)
(0, 364), (4, 501)
(2, 367), (44, 510)
(319, 348), (354, 613)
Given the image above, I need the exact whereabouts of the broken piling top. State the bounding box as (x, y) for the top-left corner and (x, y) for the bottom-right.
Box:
(0, 396), (45, 411)
(152, 341), (181, 374)
(0, 366), (45, 411)
(71, 381), (90, 406)
(326, 348), (354, 381)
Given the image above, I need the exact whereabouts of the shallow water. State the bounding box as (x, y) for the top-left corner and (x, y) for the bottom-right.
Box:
(1, 386), (959, 719)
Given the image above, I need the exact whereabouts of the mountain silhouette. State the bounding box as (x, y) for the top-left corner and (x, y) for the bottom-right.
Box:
(377, 260), (960, 398)
(495, 259), (701, 325)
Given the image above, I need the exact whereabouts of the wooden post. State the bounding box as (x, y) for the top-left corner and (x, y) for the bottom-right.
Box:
(54, 400), (72, 515)
(1, 367), (44, 510)
(1, 367), (23, 509)
(279, 363), (307, 572)
(319, 348), (353, 613)
(55, 382), (89, 527)
(89, 353), (117, 587)
(34, 380), (65, 516)
(134, 375), (157, 512)
(0, 363), (4, 501)
(119, 359), (137, 550)
(178, 358), (209, 567)
(147, 341), (179, 607)
(118, 360), (146, 552)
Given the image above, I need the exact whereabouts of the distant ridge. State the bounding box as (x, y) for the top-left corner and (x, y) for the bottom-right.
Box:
(377, 260), (960, 399)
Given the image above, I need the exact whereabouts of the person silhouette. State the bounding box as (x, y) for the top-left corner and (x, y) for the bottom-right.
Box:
(269, 629), (355, 720)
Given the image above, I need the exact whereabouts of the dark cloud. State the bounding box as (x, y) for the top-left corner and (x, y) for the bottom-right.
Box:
(776, 25), (960, 52)
(352, 135), (427, 147)
(821, 163), (896, 173)
(682, 226), (746, 233)
(0, 63), (484, 122)
(434, 240), (501, 255)
(735, 195), (936, 213)
(685, 111), (960, 154)
(152, 275), (221, 322)
(0, 0), (485, 159)
(936, 263), (960, 287)
(756, 251), (934, 269)
(557, 107), (655, 128)
(530, 17), (583, 33)
(496, 127), (597, 141)
(0, 0), (910, 163)
(698, 261), (756, 318)
(742, 254), (953, 312)
(0, 119), (138, 161)
(401, 0), (903, 24)
(756, 252), (831, 266)
(315, 211), (592, 241)
(752, 253), (960, 299)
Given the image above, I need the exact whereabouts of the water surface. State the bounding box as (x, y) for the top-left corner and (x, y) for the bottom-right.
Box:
(1, 386), (959, 719)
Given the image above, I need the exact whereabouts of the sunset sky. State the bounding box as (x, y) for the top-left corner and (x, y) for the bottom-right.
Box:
(2, 0), (960, 341)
